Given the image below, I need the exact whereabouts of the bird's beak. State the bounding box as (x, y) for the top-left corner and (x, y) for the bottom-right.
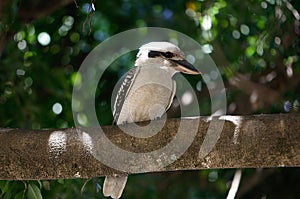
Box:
(170, 59), (201, 75)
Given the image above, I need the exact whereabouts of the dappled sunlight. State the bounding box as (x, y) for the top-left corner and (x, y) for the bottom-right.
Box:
(79, 131), (94, 153)
(48, 130), (67, 157)
(220, 115), (242, 144)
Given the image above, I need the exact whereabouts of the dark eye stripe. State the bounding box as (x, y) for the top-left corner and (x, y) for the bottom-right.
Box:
(148, 51), (161, 58)
(148, 50), (174, 58)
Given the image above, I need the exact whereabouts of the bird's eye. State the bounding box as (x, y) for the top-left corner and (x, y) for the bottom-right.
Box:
(163, 51), (174, 58)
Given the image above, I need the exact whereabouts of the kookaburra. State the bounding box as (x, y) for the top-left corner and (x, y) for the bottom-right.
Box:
(103, 42), (200, 198)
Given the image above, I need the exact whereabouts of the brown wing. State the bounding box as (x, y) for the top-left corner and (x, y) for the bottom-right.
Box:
(112, 66), (140, 124)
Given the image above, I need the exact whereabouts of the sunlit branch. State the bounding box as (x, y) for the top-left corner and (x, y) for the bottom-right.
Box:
(0, 114), (299, 180)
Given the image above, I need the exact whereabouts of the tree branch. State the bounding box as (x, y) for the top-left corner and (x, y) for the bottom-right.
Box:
(0, 114), (299, 180)
(228, 73), (281, 107)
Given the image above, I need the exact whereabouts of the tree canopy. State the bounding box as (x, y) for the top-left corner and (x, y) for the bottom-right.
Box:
(0, 0), (299, 198)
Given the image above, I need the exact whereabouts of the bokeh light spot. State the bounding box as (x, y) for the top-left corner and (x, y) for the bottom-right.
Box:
(82, 3), (92, 14)
(201, 15), (212, 31)
(240, 24), (250, 35)
(208, 171), (218, 182)
(16, 69), (25, 76)
(274, 36), (281, 45)
(70, 32), (80, 43)
(71, 72), (82, 87)
(261, 2), (268, 9)
(14, 31), (25, 42)
(196, 81), (202, 91)
(93, 31), (109, 41)
(37, 32), (51, 46)
(52, 102), (63, 115)
(284, 101), (291, 112)
(202, 74), (211, 83)
(232, 30), (240, 39)
(245, 46), (255, 57)
(202, 44), (213, 54)
(210, 70), (219, 80)
(17, 40), (27, 50)
(77, 113), (88, 126)
(63, 16), (74, 27)
(181, 91), (193, 106)
(186, 54), (195, 64)
(162, 9), (173, 20)
(24, 77), (33, 88)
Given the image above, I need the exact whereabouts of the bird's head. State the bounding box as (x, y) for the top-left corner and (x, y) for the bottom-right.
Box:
(135, 42), (201, 75)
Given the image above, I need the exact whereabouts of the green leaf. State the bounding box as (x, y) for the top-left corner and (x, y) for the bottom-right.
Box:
(14, 191), (25, 199)
(36, 181), (42, 189)
(57, 179), (65, 184)
(1, 181), (11, 193)
(3, 191), (12, 199)
(27, 184), (43, 199)
(0, 181), (5, 189)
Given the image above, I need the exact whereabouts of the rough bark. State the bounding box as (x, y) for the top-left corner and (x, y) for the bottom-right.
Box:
(0, 114), (299, 180)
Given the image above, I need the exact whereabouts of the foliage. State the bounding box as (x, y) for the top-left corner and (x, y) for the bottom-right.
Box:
(0, 181), (43, 199)
(0, 0), (300, 198)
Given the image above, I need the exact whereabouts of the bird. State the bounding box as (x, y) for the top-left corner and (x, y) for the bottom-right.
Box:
(103, 41), (201, 199)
